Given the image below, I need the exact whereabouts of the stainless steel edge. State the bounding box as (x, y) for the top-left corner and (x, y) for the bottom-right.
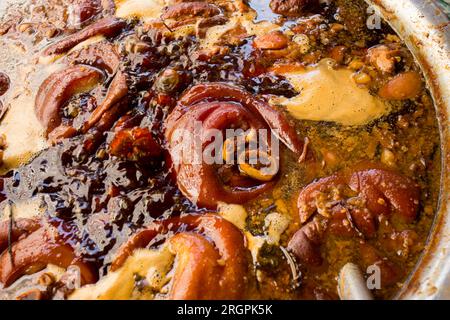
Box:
(366, 0), (450, 300)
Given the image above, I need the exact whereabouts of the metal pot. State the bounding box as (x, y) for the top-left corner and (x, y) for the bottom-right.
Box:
(365, 0), (449, 300)
(0, 0), (448, 300)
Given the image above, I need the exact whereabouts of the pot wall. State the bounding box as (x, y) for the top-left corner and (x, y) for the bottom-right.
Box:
(367, 0), (450, 300)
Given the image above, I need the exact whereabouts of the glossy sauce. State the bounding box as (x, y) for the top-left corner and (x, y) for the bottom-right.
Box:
(0, 0), (441, 300)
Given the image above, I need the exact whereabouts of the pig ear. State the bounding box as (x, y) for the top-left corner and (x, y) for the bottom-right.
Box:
(269, 0), (320, 17)
(348, 169), (420, 223)
(166, 83), (292, 209)
(35, 65), (103, 137)
(111, 214), (247, 299)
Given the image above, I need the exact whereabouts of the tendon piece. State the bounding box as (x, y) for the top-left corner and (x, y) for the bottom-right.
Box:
(160, 1), (226, 32)
(37, 41), (129, 141)
(47, 74), (127, 143)
(95, 99), (129, 133)
(43, 17), (126, 56)
(47, 125), (79, 144)
(35, 65), (103, 136)
(16, 289), (47, 300)
(77, 100), (129, 154)
(194, 14), (228, 37)
(111, 214), (247, 300)
(197, 15), (228, 29)
(0, 227), (96, 287)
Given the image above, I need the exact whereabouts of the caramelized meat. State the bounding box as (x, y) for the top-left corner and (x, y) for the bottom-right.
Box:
(289, 167), (420, 267)
(109, 127), (162, 161)
(254, 31), (289, 50)
(35, 65), (103, 136)
(378, 72), (423, 100)
(112, 214), (247, 299)
(161, 2), (222, 20)
(0, 224), (96, 288)
(367, 44), (401, 74)
(0, 72), (9, 96)
(270, 0), (318, 16)
(71, 0), (103, 25)
(36, 41), (128, 142)
(43, 17), (126, 56)
(165, 82), (303, 209)
(0, 218), (40, 252)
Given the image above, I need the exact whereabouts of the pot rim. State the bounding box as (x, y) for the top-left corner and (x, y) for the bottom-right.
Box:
(367, 0), (450, 300)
